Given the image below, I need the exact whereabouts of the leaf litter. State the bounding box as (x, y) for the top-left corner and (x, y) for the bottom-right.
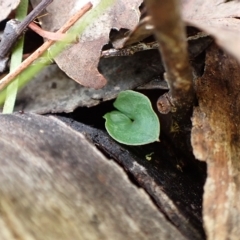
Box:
(30, 0), (142, 89)
(124, 0), (240, 64)
(0, 0), (20, 22)
(3, 0), (240, 239)
(5, 1), (240, 239)
(181, 0), (240, 63)
(16, 49), (165, 113)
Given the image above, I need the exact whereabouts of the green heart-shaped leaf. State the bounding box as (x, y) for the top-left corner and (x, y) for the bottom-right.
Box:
(103, 90), (160, 145)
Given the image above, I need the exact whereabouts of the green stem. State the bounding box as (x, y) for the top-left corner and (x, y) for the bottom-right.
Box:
(0, 0), (115, 109)
(2, 0), (29, 113)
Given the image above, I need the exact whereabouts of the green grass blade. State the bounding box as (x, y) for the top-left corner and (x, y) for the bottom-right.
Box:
(0, 0), (116, 110)
(2, 0), (29, 113)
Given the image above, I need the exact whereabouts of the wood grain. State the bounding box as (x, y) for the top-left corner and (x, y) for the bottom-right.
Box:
(0, 113), (186, 240)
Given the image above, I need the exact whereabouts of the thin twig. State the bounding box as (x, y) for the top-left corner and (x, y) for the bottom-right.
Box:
(0, 0), (53, 72)
(29, 22), (65, 41)
(144, 0), (194, 115)
(0, 2), (92, 92)
(17, 0), (54, 32)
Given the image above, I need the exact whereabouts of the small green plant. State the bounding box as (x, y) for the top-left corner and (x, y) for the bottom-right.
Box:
(103, 90), (160, 145)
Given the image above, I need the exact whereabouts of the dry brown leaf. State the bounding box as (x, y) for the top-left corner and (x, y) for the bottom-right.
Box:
(16, 48), (164, 114)
(123, 0), (240, 65)
(182, 0), (240, 63)
(0, 0), (20, 22)
(31, 0), (142, 89)
(191, 44), (240, 240)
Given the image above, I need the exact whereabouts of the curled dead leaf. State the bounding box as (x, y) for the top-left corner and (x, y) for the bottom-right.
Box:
(31, 0), (142, 89)
(122, 0), (240, 66)
(182, 0), (240, 63)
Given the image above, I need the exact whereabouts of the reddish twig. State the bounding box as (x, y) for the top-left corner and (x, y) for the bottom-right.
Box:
(28, 22), (66, 41)
(0, 0), (54, 72)
(0, 2), (92, 91)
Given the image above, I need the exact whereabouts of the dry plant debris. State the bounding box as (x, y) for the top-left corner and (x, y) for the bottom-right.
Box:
(182, 0), (240, 63)
(2, 1), (240, 239)
(124, 0), (240, 66)
(0, 0), (54, 72)
(0, 0), (20, 22)
(31, 0), (142, 89)
(15, 51), (164, 113)
(0, 113), (187, 240)
(145, 0), (194, 117)
(0, 2), (92, 92)
(192, 43), (240, 240)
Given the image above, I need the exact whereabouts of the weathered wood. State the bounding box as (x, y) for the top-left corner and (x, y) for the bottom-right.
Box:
(58, 115), (206, 240)
(192, 44), (240, 240)
(0, 113), (186, 240)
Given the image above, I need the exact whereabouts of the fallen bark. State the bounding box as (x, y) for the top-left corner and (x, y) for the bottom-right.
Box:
(0, 113), (189, 240)
(192, 44), (240, 240)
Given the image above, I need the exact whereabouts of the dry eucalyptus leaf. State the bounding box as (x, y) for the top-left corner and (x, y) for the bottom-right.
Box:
(30, 0), (142, 89)
(191, 44), (240, 240)
(0, 0), (20, 22)
(16, 47), (164, 113)
(181, 0), (240, 63)
(124, 0), (240, 65)
(0, 113), (187, 240)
